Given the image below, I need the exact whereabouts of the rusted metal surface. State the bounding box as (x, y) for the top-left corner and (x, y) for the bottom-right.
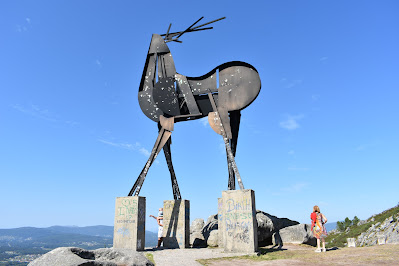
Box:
(159, 115), (174, 132)
(207, 92), (244, 190)
(130, 17), (261, 198)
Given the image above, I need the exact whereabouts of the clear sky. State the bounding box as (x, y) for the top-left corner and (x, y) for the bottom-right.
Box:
(1, 0), (398, 232)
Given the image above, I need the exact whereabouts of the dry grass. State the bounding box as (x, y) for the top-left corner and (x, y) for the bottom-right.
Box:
(145, 252), (155, 265)
(197, 244), (399, 265)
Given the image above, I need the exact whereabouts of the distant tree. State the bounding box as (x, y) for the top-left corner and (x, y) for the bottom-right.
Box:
(337, 221), (345, 231)
(352, 216), (360, 226)
(344, 217), (352, 229)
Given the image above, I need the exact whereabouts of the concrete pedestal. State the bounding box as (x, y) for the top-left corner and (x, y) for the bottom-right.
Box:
(222, 189), (258, 253)
(163, 199), (190, 248)
(113, 196), (146, 251)
(377, 235), (386, 245)
(217, 198), (224, 247)
(347, 238), (356, 247)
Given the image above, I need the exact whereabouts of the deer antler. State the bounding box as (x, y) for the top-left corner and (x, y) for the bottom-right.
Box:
(162, 17), (226, 43)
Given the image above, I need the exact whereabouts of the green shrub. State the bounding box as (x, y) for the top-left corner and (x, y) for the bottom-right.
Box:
(352, 216), (360, 226)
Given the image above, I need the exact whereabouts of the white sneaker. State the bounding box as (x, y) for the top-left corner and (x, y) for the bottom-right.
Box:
(315, 248), (322, 252)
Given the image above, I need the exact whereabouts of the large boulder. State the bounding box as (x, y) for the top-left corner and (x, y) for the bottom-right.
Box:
(272, 224), (316, 246)
(206, 230), (219, 247)
(256, 210), (299, 246)
(190, 216), (219, 247)
(203, 214), (218, 241)
(190, 218), (207, 247)
(28, 247), (153, 266)
(190, 231), (207, 247)
(190, 210), (300, 248)
(190, 218), (205, 234)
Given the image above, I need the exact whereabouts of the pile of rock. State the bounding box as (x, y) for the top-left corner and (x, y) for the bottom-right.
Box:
(356, 215), (399, 246)
(189, 210), (316, 248)
(190, 215), (219, 248)
(190, 218), (206, 247)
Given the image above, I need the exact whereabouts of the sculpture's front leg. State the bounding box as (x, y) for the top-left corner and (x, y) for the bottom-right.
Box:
(158, 123), (182, 200)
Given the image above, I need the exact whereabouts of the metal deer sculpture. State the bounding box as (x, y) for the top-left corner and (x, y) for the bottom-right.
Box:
(129, 17), (261, 199)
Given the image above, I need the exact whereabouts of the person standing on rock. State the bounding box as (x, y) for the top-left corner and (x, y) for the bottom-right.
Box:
(150, 208), (164, 249)
(312, 205), (328, 252)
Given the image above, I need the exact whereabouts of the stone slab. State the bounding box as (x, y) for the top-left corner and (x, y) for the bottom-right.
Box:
(113, 196), (146, 251)
(347, 237), (356, 247)
(222, 189), (258, 252)
(163, 199), (190, 248)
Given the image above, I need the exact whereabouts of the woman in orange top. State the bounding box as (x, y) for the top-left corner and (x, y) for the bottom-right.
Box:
(312, 205), (328, 252)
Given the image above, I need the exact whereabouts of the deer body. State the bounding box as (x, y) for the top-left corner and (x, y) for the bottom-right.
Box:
(139, 34), (261, 132)
(130, 19), (261, 198)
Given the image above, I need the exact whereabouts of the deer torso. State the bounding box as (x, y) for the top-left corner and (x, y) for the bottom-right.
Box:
(138, 34), (261, 127)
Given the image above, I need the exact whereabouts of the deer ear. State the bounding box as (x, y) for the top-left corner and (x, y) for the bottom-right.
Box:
(149, 34), (170, 54)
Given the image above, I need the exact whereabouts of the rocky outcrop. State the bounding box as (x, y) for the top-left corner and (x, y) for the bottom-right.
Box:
(189, 215), (218, 247)
(189, 211), (304, 247)
(356, 215), (399, 246)
(272, 224), (316, 246)
(256, 210), (299, 246)
(206, 230), (219, 247)
(202, 215), (218, 240)
(190, 218), (205, 234)
(190, 218), (207, 247)
(28, 247), (153, 266)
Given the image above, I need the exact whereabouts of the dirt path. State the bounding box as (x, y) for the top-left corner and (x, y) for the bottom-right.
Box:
(204, 244), (399, 266)
(144, 244), (399, 266)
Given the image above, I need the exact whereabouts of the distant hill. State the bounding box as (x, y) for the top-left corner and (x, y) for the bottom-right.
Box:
(47, 225), (114, 238)
(0, 225), (158, 265)
(324, 222), (336, 232)
(0, 225), (157, 248)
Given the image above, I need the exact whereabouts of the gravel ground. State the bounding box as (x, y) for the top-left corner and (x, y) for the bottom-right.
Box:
(143, 247), (253, 266)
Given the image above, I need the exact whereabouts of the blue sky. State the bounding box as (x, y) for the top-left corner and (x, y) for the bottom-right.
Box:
(1, 1), (398, 232)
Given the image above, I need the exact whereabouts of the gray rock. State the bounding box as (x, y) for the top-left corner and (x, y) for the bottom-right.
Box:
(189, 218), (210, 247)
(202, 214), (218, 240)
(28, 247), (153, 266)
(190, 218), (205, 234)
(28, 247), (87, 266)
(356, 214), (399, 247)
(196, 211), (299, 247)
(190, 232), (206, 248)
(206, 230), (219, 247)
(272, 224), (316, 247)
(357, 220), (367, 226)
(256, 210), (299, 246)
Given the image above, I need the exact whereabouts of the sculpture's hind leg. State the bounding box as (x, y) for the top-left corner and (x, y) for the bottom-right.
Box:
(159, 124), (182, 200)
(227, 110), (241, 190)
